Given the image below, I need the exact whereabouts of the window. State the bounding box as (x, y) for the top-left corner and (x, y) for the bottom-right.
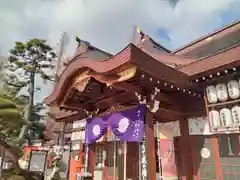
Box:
(94, 144), (105, 168)
(71, 130), (85, 141)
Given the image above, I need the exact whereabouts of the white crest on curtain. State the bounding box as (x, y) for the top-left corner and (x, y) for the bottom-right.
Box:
(118, 117), (130, 133)
(92, 125), (101, 136)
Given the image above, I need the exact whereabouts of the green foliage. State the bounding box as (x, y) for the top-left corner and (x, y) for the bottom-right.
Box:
(3, 167), (43, 180)
(0, 91), (26, 139)
(0, 38), (58, 178)
(4, 38), (57, 143)
(5, 38), (56, 89)
(0, 39), (56, 177)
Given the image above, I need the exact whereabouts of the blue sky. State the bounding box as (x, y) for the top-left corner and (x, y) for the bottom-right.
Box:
(0, 0), (239, 102)
(157, 2), (240, 50)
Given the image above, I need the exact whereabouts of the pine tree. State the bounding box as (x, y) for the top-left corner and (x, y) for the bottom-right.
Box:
(5, 38), (56, 144)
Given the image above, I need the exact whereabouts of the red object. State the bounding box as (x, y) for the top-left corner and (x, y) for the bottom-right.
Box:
(69, 151), (85, 180)
(24, 146), (40, 151)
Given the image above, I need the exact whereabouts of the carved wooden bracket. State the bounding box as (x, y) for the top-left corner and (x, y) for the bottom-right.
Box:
(84, 109), (100, 118)
(135, 86), (161, 113)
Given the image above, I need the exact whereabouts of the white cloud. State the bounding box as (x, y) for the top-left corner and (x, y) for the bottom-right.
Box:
(0, 0), (239, 56)
(0, 0), (239, 100)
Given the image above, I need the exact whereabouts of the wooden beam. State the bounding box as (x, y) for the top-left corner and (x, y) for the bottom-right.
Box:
(94, 90), (190, 117)
(155, 108), (184, 121)
(112, 82), (139, 92)
(62, 93), (202, 122)
(145, 110), (157, 180)
(156, 108), (204, 122)
(108, 82), (184, 108)
(95, 92), (136, 109)
(166, 91), (205, 112)
(196, 73), (236, 89)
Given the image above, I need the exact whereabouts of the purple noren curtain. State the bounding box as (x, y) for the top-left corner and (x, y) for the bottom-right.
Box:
(85, 117), (108, 144)
(107, 104), (146, 142)
(85, 104), (146, 144)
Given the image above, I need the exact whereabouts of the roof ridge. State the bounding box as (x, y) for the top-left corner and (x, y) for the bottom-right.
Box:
(173, 20), (240, 54)
(132, 27), (172, 53)
(177, 43), (240, 70)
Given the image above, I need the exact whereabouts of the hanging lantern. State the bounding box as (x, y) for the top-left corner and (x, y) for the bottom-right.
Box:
(231, 106), (240, 126)
(216, 83), (228, 102)
(227, 80), (240, 99)
(206, 86), (218, 103)
(209, 110), (221, 130)
(220, 108), (233, 127)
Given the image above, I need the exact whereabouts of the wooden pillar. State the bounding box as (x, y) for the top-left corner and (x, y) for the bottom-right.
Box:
(211, 136), (222, 180)
(145, 110), (157, 180)
(179, 119), (194, 180)
(88, 144), (95, 180)
(190, 136), (200, 180)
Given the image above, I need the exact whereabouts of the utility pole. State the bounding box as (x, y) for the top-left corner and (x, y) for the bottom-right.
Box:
(56, 32), (68, 145)
(55, 32), (68, 81)
(47, 32), (69, 180)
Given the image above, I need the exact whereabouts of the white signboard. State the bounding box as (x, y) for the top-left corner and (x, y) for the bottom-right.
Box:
(71, 131), (85, 141)
(189, 116), (240, 135)
(28, 150), (47, 172)
(188, 117), (212, 135)
(72, 119), (86, 129)
(71, 143), (81, 150)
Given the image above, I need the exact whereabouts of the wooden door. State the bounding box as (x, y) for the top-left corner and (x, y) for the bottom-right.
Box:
(126, 142), (139, 179)
(104, 142), (139, 180)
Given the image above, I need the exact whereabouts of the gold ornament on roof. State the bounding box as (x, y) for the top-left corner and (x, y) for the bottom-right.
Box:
(137, 27), (141, 33)
(117, 65), (137, 82)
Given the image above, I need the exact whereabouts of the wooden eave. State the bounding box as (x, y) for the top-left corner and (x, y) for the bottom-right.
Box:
(44, 41), (240, 121)
(140, 36), (196, 66)
(132, 28), (196, 66)
(45, 74), (204, 122)
(44, 44), (196, 106)
(178, 44), (240, 79)
(48, 109), (82, 122)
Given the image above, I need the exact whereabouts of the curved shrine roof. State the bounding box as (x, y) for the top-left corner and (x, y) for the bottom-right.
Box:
(45, 43), (196, 106)
(45, 24), (240, 106)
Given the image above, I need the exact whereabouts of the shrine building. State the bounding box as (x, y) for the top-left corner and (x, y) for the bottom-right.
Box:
(44, 21), (240, 180)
